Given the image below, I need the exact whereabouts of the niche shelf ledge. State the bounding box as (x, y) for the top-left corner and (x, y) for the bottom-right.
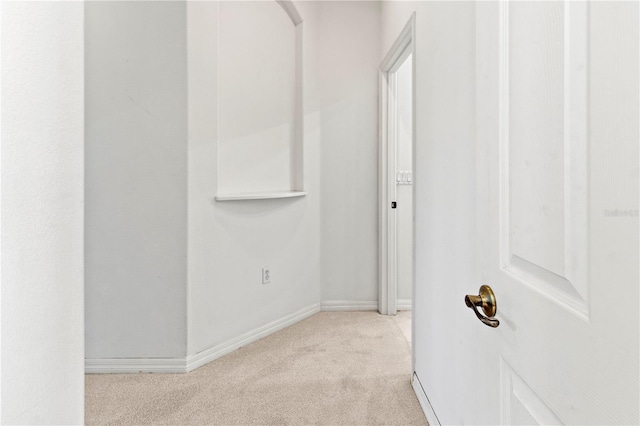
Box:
(215, 191), (307, 201)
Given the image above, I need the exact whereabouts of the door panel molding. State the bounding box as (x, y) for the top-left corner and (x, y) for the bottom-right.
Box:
(498, 1), (589, 319)
(500, 358), (563, 425)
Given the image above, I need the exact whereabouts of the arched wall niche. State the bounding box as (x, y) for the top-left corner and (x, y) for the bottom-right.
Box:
(277, 0), (303, 25)
(216, 0), (304, 201)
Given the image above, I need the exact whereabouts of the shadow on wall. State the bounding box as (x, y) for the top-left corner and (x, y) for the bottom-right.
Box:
(212, 197), (308, 257)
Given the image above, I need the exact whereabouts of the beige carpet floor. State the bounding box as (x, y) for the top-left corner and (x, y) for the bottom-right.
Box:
(85, 311), (427, 425)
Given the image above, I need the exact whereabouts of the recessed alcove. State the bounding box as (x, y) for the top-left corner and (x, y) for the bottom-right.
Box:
(216, 0), (304, 201)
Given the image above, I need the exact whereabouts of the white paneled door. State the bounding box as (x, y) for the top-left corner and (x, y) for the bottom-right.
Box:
(429, 1), (639, 424)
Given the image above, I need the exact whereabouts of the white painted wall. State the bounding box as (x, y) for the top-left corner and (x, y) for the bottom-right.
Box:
(190, 0), (383, 352)
(84, 0), (385, 368)
(381, 0), (477, 403)
(1, 2), (85, 423)
(85, 1), (187, 359)
(318, 1), (381, 305)
(186, 0), (322, 357)
(218, 1), (297, 194)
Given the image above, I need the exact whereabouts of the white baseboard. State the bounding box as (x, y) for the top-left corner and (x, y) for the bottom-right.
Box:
(185, 302), (321, 372)
(85, 357), (186, 374)
(397, 299), (412, 311)
(320, 300), (412, 312)
(412, 372), (441, 425)
(320, 300), (379, 311)
(85, 302), (321, 374)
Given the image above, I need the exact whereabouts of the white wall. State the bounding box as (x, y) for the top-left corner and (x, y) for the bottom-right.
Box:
(218, 1), (297, 194)
(381, 0), (477, 408)
(85, 1), (188, 359)
(84, 0), (385, 369)
(318, 1), (381, 305)
(186, 0), (322, 357)
(1, 2), (85, 423)
(84, 0), (325, 368)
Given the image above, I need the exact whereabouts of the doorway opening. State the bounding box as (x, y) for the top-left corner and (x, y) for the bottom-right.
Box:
(379, 14), (416, 329)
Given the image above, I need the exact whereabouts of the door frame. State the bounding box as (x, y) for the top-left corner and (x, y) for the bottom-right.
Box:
(378, 13), (416, 316)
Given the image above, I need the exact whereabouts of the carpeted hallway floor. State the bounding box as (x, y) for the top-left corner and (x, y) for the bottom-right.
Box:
(85, 311), (427, 425)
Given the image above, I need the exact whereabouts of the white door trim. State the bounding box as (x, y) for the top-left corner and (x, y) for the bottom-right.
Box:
(378, 13), (416, 316)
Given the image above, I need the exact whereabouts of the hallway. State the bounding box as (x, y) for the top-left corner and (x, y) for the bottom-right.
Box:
(3, 1), (638, 423)
(85, 312), (426, 425)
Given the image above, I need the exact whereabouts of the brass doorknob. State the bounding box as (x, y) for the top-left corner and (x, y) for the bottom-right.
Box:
(465, 285), (500, 328)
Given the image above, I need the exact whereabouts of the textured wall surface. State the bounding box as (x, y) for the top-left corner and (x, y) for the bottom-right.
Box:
(1, 2), (85, 423)
(381, 0), (477, 419)
(318, 2), (382, 304)
(187, 1), (322, 355)
(85, 1), (188, 359)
